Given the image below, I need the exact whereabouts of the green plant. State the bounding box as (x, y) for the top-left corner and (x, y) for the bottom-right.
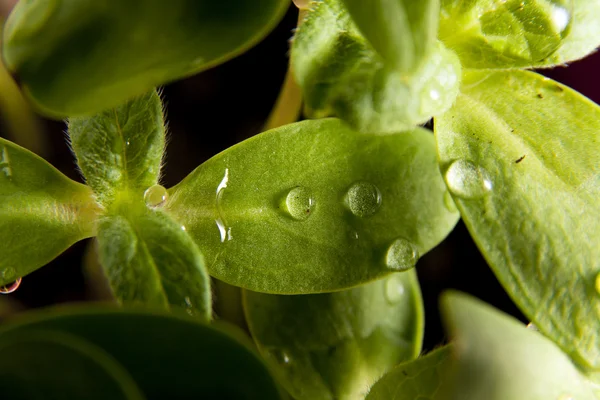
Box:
(0, 0), (599, 398)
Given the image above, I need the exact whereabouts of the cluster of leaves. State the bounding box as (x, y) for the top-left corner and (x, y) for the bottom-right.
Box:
(0, 0), (599, 398)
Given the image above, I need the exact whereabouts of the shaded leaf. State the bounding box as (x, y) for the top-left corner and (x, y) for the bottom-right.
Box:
(167, 119), (459, 293)
(2, 0), (290, 117)
(0, 137), (99, 286)
(436, 292), (596, 400)
(97, 208), (211, 321)
(292, 0), (461, 133)
(366, 346), (451, 400)
(68, 90), (165, 207)
(0, 306), (282, 399)
(439, 0), (573, 68)
(244, 271), (424, 399)
(0, 330), (144, 400)
(435, 70), (600, 371)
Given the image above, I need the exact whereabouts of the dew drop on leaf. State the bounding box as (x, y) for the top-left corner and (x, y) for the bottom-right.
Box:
(445, 159), (493, 199)
(268, 348), (292, 365)
(345, 181), (382, 217)
(0, 277), (22, 294)
(384, 274), (406, 304)
(549, 2), (571, 34)
(385, 238), (419, 271)
(526, 322), (539, 331)
(144, 184), (168, 208)
(285, 186), (315, 220)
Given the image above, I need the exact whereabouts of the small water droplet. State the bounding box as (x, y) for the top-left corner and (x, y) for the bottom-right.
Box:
(526, 322), (539, 331)
(268, 348), (292, 365)
(385, 274), (406, 304)
(181, 225), (186, 231)
(550, 4), (570, 34)
(445, 160), (492, 199)
(144, 185), (168, 208)
(285, 186), (315, 220)
(443, 191), (458, 213)
(385, 238), (419, 271)
(345, 182), (382, 217)
(0, 277), (21, 294)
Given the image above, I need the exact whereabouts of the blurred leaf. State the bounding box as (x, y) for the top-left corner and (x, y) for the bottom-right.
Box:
(0, 137), (99, 286)
(439, 0), (573, 68)
(68, 90), (165, 207)
(435, 70), (600, 371)
(341, 0), (439, 73)
(366, 346), (451, 400)
(0, 306), (282, 399)
(98, 209), (211, 321)
(0, 330), (144, 400)
(244, 271), (424, 399)
(436, 292), (596, 400)
(167, 119), (458, 294)
(2, 0), (290, 117)
(291, 0), (461, 133)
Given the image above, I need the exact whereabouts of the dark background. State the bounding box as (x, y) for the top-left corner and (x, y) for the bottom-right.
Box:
(0, 5), (599, 352)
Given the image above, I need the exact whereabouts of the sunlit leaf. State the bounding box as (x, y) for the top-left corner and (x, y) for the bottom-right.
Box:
(366, 346), (451, 400)
(97, 208), (211, 321)
(167, 119), (458, 293)
(435, 70), (600, 371)
(0, 137), (100, 286)
(292, 0), (461, 133)
(436, 292), (597, 400)
(2, 0), (290, 117)
(68, 90), (165, 207)
(0, 306), (282, 399)
(244, 271), (423, 399)
(0, 330), (144, 400)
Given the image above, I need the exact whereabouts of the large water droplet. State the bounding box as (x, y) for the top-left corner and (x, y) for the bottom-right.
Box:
(385, 238), (419, 271)
(445, 160), (492, 199)
(144, 185), (168, 208)
(0, 277), (21, 294)
(346, 182), (382, 217)
(385, 274), (406, 304)
(443, 191), (458, 213)
(285, 186), (315, 220)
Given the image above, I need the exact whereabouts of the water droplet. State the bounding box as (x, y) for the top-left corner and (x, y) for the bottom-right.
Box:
(1, 267), (16, 281)
(445, 160), (492, 199)
(215, 169), (231, 242)
(181, 225), (186, 231)
(526, 322), (539, 331)
(285, 186), (315, 220)
(443, 191), (458, 213)
(0, 277), (21, 294)
(550, 3), (570, 34)
(385, 274), (406, 304)
(267, 348), (292, 365)
(385, 238), (419, 271)
(144, 185), (168, 208)
(345, 182), (382, 217)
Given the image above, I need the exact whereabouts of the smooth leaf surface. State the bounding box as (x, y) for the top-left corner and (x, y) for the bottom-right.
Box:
(439, 0), (574, 68)
(2, 0), (289, 117)
(0, 330), (144, 400)
(341, 0), (439, 72)
(68, 90), (165, 206)
(0, 137), (99, 286)
(97, 208), (211, 321)
(435, 70), (600, 371)
(0, 306), (282, 400)
(435, 292), (597, 400)
(292, 0), (461, 133)
(167, 119), (459, 294)
(366, 346), (451, 400)
(244, 271), (424, 399)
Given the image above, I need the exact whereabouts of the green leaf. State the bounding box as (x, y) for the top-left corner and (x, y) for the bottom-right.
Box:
(341, 0), (439, 73)
(0, 330), (144, 400)
(68, 90), (165, 207)
(167, 119), (459, 293)
(436, 292), (597, 400)
(435, 70), (600, 371)
(0, 137), (100, 286)
(291, 0), (461, 133)
(2, 0), (290, 117)
(244, 271), (424, 399)
(439, 0), (574, 68)
(365, 346), (451, 400)
(97, 208), (211, 321)
(0, 306), (282, 399)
